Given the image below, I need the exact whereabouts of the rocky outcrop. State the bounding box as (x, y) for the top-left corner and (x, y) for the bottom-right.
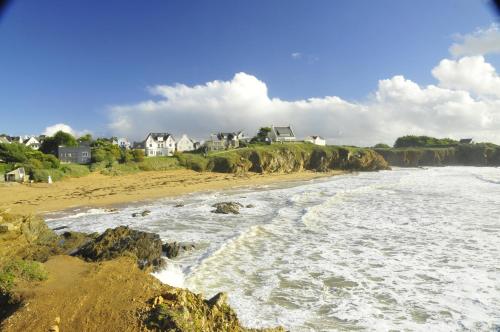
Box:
(74, 226), (164, 270)
(197, 144), (390, 174)
(375, 144), (500, 167)
(212, 202), (243, 214)
(132, 210), (151, 217)
(146, 289), (285, 332)
(162, 241), (196, 259)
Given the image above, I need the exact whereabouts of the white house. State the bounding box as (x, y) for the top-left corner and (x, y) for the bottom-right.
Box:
(113, 137), (131, 149)
(0, 136), (10, 144)
(23, 136), (40, 150)
(305, 135), (326, 146)
(268, 125), (296, 143)
(144, 133), (176, 157)
(176, 134), (196, 152)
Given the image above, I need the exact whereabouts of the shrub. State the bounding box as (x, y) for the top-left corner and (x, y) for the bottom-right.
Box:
(394, 135), (458, 148)
(132, 149), (145, 162)
(0, 260), (48, 293)
(138, 157), (180, 171)
(373, 143), (390, 149)
(175, 153), (209, 172)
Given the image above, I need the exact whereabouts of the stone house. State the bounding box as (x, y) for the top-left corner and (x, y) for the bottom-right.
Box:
(58, 144), (91, 164)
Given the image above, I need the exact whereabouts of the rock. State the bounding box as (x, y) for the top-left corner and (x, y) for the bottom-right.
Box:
(132, 210), (151, 217)
(0, 222), (16, 233)
(52, 225), (68, 231)
(245, 204), (255, 208)
(206, 292), (227, 308)
(162, 242), (196, 259)
(211, 202), (243, 214)
(54, 316), (61, 324)
(174, 203), (184, 208)
(49, 325), (59, 332)
(105, 208), (118, 213)
(74, 226), (164, 270)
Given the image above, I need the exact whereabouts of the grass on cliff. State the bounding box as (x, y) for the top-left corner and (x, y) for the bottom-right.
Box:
(0, 259), (48, 293)
(99, 157), (181, 176)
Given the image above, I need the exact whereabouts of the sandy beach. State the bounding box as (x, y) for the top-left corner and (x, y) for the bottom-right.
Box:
(0, 169), (345, 215)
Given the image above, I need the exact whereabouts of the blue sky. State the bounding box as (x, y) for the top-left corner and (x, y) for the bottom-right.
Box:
(1, 0), (500, 144)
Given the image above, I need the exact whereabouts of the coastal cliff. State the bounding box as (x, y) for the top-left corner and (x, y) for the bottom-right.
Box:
(374, 144), (500, 167)
(180, 144), (390, 174)
(0, 211), (284, 332)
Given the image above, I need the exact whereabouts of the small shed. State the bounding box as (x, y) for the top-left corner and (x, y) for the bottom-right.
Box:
(5, 167), (26, 182)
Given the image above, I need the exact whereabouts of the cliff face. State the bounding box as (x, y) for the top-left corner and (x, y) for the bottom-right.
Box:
(203, 144), (390, 174)
(375, 144), (500, 167)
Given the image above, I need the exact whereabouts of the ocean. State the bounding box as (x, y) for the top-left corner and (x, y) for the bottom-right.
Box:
(46, 167), (500, 331)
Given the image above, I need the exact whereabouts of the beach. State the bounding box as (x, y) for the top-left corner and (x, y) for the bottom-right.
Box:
(0, 169), (345, 215)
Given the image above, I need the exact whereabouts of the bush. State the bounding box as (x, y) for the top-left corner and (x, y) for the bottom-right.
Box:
(175, 153), (209, 172)
(132, 149), (145, 162)
(0, 259), (48, 293)
(60, 164), (90, 177)
(138, 157), (180, 171)
(373, 143), (390, 149)
(394, 135), (458, 148)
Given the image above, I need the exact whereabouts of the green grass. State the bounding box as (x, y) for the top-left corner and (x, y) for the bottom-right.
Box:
(0, 259), (48, 293)
(30, 163), (90, 182)
(98, 156), (181, 176)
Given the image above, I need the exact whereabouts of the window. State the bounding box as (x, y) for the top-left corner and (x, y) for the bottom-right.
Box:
(149, 151), (153, 155)
(82, 152), (89, 157)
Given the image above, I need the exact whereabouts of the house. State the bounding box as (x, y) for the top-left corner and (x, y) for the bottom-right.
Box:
(459, 138), (473, 144)
(305, 135), (326, 146)
(144, 133), (176, 157)
(176, 134), (196, 152)
(268, 125), (296, 143)
(5, 167), (27, 182)
(112, 137), (131, 149)
(23, 136), (40, 150)
(58, 144), (91, 164)
(0, 136), (10, 144)
(204, 131), (243, 151)
(132, 141), (145, 150)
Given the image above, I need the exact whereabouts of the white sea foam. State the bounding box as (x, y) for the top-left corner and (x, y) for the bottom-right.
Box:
(152, 260), (186, 288)
(47, 167), (500, 331)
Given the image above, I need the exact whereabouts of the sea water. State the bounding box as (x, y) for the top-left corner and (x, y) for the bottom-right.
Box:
(46, 167), (500, 331)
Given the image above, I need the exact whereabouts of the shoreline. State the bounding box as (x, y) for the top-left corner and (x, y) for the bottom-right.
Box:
(0, 169), (347, 215)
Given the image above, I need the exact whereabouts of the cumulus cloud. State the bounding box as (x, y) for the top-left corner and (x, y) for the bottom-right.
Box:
(449, 24), (500, 57)
(43, 123), (90, 138)
(291, 52), (302, 59)
(108, 55), (500, 146)
(432, 56), (500, 98)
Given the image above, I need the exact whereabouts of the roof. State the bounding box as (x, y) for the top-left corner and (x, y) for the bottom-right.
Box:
(272, 126), (295, 137)
(147, 133), (172, 141)
(309, 135), (324, 140)
(0, 137), (10, 144)
(6, 167), (25, 175)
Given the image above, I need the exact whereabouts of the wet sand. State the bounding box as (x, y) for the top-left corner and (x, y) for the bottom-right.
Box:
(0, 169), (344, 215)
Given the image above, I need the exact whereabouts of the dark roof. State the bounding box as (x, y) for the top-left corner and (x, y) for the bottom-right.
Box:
(132, 141), (145, 149)
(459, 138), (473, 144)
(273, 126), (295, 137)
(147, 133), (172, 141)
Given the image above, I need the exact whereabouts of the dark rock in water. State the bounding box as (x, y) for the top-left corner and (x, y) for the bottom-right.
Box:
(132, 210), (151, 217)
(245, 204), (255, 208)
(211, 202), (243, 214)
(52, 225), (68, 231)
(206, 292), (227, 308)
(162, 241), (196, 258)
(174, 203), (184, 208)
(74, 226), (164, 270)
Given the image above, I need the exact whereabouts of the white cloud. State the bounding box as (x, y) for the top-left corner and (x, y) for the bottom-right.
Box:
(449, 24), (500, 57)
(108, 56), (500, 146)
(291, 52), (302, 59)
(43, 123), (90, 138)
(432, 56), (500, 98)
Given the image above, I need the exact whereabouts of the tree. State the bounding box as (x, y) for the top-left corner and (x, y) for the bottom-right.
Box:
(394, 135), (458, 148)
(131, 149), (145, 162)
(77, 134), (93, 144)
(373, 143), (390, 149)
(252, 127), (271, 143)
(40, 131), (78, 155)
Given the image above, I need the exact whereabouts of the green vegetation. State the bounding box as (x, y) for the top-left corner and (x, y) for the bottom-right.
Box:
(251, 127), (271, 143)
(0, 259), (48, 293)
(373, 143), (390, 149)
(40, 130), (78, 155)
(0, 142), (90, 182)
(393, 135), (458, 148)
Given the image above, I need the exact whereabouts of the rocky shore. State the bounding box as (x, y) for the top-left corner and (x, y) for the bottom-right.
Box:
(0, 210), (285, 331)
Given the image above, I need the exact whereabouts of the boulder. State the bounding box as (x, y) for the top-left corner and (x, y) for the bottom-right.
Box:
(132, 210), (151, 217)
(162, 242), (196, 259)
(174, 203), (184, 208)
(245, 204), (255, 208)
(211, 202), (243, 215)
(74, 226), (164, 270)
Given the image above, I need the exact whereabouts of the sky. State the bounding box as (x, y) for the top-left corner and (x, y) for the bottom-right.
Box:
(1, 0), (500, 145)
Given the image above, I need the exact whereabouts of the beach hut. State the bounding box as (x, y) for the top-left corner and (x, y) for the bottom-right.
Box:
(5, 167), (26, 182)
